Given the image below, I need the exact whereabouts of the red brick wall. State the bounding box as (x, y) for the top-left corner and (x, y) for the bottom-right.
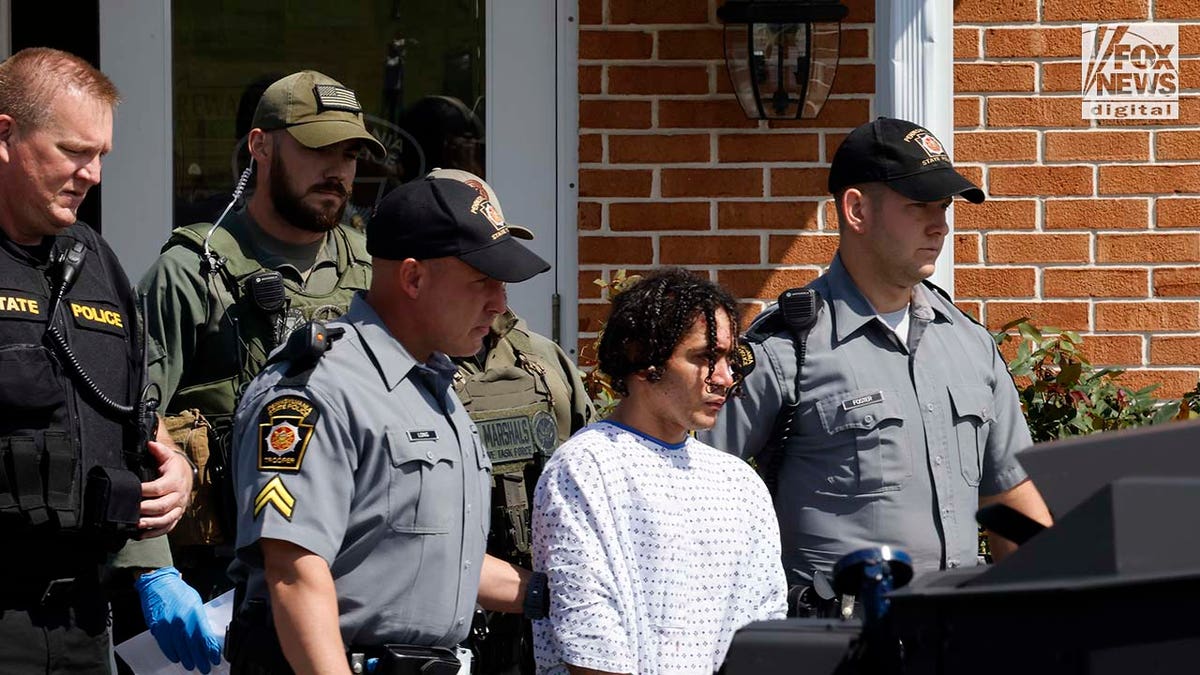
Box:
(577, 0), (1200, 397)
(955, 0), (1200, 396)
(576, 0), (876, 334)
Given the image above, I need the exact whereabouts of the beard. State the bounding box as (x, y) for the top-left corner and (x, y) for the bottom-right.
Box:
(268, 152), (351, 233)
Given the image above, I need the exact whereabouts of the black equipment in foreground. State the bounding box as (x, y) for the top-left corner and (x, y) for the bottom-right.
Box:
(721, 419), (1200, 675)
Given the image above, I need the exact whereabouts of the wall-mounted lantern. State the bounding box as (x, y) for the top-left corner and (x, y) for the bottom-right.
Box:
(717, 0), (849, 120)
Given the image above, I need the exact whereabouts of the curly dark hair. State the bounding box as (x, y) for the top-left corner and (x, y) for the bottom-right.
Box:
(598, 268), (741, 396)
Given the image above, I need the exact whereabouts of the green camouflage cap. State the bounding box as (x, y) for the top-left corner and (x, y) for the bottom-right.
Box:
(251, 70), (385, 158)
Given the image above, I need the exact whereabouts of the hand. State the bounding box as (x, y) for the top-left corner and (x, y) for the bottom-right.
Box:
(138, 439), (191, 537)
(135, 566), (224, 673)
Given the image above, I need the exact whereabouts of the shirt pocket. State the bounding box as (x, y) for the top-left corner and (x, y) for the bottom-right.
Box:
(385, 430), (459, 535)
(948, 384), (994, 487)
(814, 389), (909, 495)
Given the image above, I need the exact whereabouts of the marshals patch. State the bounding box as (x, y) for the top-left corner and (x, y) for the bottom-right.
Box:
(258, 395), (320, 473)
(254, 475), (295, 520)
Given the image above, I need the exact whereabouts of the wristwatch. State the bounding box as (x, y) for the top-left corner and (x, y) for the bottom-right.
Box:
(523, 571), (550, 620)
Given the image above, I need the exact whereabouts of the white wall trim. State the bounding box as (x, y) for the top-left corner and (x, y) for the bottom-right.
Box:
(555, 0), (580, 358)
(875, 0), (956, 296)
(0, 0), (12, 60)
(99, 0), (173, 282)
(488, 0), (577, 355)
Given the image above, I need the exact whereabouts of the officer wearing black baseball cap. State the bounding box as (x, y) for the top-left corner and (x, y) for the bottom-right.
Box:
(225, 172), (548, 673)
(828, 116), (984, 204)
(702, 116), (1051, 602)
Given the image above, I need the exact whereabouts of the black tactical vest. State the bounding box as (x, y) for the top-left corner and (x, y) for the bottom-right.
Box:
(0, 224), (146, 547)
(162, 218), (371, 428)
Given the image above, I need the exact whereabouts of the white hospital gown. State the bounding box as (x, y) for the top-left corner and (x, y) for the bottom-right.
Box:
(532, 421), (787, 675)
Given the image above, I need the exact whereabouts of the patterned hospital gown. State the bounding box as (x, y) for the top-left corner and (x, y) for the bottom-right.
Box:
(532, 421), (787, 675)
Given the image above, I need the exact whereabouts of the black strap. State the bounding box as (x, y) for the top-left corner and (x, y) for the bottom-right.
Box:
(0, 438), (17, 513)
(759, 288), (822, 494)
(10, 436), (49, 525)
(44, 431), (79, 528)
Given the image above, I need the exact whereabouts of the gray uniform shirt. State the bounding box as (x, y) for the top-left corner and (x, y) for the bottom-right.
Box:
(700, 254), (1030, 581)
(229, 293), (492, 648)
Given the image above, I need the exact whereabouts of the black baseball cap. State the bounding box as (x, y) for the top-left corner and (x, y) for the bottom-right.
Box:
(828, 117), (984, 204)
(367, 175), (551, 283)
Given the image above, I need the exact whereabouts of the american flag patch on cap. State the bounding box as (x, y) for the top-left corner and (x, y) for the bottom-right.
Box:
(313, 84), (362, 113)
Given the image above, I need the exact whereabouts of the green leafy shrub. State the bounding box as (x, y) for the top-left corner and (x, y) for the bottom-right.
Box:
(993, 319), (1182, 442)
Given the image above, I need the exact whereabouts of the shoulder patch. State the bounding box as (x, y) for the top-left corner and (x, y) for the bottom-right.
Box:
(734, 339), (756, 379)
(254, 475), (295, 520)
(257, 395), (320, 473)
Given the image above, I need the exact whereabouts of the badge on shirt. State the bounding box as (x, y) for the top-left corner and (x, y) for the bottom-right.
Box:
(407, 429), (438, 442)
(842, 391), (884, 411)
(254, 475), (295, 520)
(257, 395), (320, 473)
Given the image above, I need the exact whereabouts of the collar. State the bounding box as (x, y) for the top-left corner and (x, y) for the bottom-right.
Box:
(599, 420), (688, 451)
(490, 309), (519, 340)
(825, 254), (952, 342)
(226, 209), (337, 279)
(345, 293), (457, 391)
(911, 282), (951, 324)
(825, 254), (882, 343)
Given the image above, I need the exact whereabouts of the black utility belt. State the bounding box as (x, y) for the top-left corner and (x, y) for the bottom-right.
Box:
(347, 645), (460, 675)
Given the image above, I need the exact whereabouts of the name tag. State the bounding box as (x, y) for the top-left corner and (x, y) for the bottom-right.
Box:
(408, 429), (438, 442)
(842, 391), (884, 411)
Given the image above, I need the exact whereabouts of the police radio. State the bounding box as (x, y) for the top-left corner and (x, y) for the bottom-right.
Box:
(44, 241), (154, 543)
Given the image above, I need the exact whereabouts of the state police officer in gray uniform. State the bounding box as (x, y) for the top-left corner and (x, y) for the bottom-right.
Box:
(226, 175), (550, 674)
(702, 117), (1052, 594)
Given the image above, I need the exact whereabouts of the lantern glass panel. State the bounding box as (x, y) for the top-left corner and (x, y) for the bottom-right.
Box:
(802, 21), (841, 119)
(723, 24), (763, 118)
(722, 12), (843, 120)
(754, 22), (804, 118)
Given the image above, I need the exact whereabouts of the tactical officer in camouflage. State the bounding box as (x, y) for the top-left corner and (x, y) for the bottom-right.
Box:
(435, 170), (595, 675)
(136, 70), (384, 602)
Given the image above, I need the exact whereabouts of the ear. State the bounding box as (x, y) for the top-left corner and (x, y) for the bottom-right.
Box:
(395, 258), (425, 299)
(839, 187), (869, 235)
(247, 129), (271, 163)
(0, 115), (14, 163)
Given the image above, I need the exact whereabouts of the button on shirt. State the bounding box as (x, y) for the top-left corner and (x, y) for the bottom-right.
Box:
(229, 293), (492, 648)
(701, 254), (1030, 581)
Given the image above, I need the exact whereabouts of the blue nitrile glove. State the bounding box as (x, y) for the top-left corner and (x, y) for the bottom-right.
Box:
(135, 566), (224, 673)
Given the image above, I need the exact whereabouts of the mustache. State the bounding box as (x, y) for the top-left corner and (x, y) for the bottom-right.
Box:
(310, 180), (350, 197)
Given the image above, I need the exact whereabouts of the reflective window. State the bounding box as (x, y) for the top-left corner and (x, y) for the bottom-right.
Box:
(172, 0), (486, 228)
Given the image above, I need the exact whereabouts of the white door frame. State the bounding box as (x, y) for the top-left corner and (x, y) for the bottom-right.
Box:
(98, 0), (174, 284)
(486, 0), (579, 356)
(98, 1), (580, 357)
(0, 0), (12, 60)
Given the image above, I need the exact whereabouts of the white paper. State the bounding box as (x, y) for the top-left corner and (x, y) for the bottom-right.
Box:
(114, 589), (234, 675)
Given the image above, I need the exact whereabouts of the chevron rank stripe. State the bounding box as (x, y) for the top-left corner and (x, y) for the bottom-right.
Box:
(254, 475), (296, 520)
(313, 84), (362, 113)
